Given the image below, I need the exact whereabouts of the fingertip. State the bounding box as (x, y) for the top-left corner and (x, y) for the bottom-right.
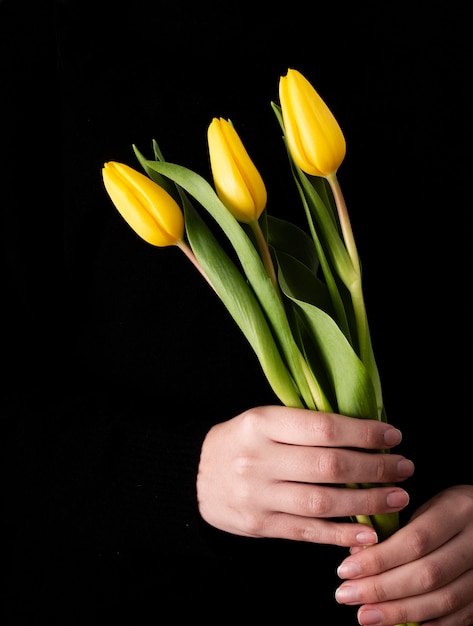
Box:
(383, 427), (402, 446)
(337, 560), (362, 578)
(355, 530), (378, 545)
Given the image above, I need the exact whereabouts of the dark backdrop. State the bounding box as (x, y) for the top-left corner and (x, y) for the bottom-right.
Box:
(1, 0), (471, 624)
(2, 0), (469, 415)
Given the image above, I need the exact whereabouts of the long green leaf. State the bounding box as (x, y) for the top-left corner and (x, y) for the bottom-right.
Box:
(288, 166), (355, 344)
(183, 197), (304, 408)
(266, 214), (319, 275)
(273, 248), (333, 315)
(279, 272), (378, 419)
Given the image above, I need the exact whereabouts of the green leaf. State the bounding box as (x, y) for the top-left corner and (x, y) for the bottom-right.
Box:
(307, 175), (338, 226)
(280, 282), (378, 419)
(288, 167), (355, 344)
(183, 196), (305, 409)
(292, 155), (358, 288)
(133, 143), (182, 206)
(266, 214), (319, 275)
(273, 248), (333, 315)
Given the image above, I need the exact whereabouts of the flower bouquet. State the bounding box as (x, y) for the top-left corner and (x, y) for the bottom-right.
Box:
(102, 68), (419, 626)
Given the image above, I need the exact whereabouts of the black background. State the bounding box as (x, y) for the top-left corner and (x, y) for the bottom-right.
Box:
(2, 0), (469, 414)
(1, 0), (472, 624)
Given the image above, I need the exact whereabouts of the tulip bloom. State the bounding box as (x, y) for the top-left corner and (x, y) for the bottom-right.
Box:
(102, 161), (184, 247)
(207, 117), (267, 223)
(279, 69), (346, 177)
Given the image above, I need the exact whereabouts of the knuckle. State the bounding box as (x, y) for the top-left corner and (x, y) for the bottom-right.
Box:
(311, 412), (337, 441)
(240, 510), (265, 536)
(405, 525), (432, 558)
(393, 607), (410, 624)
(304, 489), (331, 516)
(298, 524), (320, 543)
(293, 519), (324, 543)
(360, 549), (386, 574)
(233, 453), (256, 478)
(419, 559), (444, 590)
(316, 449), (342, 480)
(374, 456), (389, 482)
(438, 587), (461, 615)
(371, 580), (388, 602)
(232, 460), (257, 502)
(240, 405), (266, 431)
(361, 422), (378, 448)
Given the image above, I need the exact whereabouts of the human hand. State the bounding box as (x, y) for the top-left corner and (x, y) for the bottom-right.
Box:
(196, 405), (414, 547)
(335, 484), (473, 625)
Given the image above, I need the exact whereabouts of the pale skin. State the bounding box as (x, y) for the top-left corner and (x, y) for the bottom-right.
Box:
(197, 405), (473, 626)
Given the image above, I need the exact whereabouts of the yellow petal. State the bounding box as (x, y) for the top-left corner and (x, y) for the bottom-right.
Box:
(102, 162), (184, 247)
(280, 69), (346, 177)
(208, 118), (267, 222)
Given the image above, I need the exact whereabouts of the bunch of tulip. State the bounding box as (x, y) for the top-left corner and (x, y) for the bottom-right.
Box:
(102, 68), (418, 626)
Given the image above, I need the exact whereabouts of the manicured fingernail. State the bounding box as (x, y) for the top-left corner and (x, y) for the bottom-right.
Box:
(358, 608), (384, 625)
(337, 560), (361, 578)
(383, 427), (402, 446)
(335, 584), (358, 604)
(355, 530), (378, 545)
(386, 489), (409, 508)
(397, 458), (415, 477)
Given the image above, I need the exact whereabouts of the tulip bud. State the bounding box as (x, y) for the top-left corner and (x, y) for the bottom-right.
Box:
(102, 162), (184, 247)
(207, 117), (267, 223)
(279, 69), (346, 177)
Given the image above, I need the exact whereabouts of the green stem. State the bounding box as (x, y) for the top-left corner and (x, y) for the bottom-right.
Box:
(326, 174), (383, 417)
(299, 352), (333, 412)
(177, 240), (217, 293)
(326, 174), (361, 275)
(351, 277), (383, 417)
(250, 218), (280, 297)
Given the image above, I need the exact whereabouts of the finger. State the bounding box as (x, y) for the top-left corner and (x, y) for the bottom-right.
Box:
(355, 568), (473, 626)
(248, 405), (403, 450)
(336, 535), (471, 605)
(264, 442), (414, 484)
(337, 494), (467, 578)
(262, 482), (410, 520)
(246, 513), (380, 547)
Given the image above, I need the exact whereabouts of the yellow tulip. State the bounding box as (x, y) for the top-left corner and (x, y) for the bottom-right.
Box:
(102, 162), (184, 247)
(207, 117), (267, 223)
(279, 68), (346, 177)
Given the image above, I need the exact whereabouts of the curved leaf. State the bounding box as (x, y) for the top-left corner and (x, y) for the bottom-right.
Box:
(280, 284), (378, 419)
(267, 214), (319, 274)
(273, 248), (333, 315)
(183, 197), (304, 409)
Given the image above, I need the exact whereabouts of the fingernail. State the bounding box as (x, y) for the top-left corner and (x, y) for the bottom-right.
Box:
(386, 489), (409, 508)
(383, 427), (402, 446)
(355, 530), (378, 545)
(337, 560), (361, 578)
(397, 458), (415, 477)
(358, 608), (384, 625)
(335, 584), (359, 604)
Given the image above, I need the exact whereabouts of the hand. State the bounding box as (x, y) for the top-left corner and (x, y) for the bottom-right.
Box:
(335, 484), (473, 625)
(196, 405), (414, 547)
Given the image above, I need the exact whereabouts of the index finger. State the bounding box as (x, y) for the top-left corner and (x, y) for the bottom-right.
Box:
(246, 405), (403, 450)
(337, 490), (467, 579)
